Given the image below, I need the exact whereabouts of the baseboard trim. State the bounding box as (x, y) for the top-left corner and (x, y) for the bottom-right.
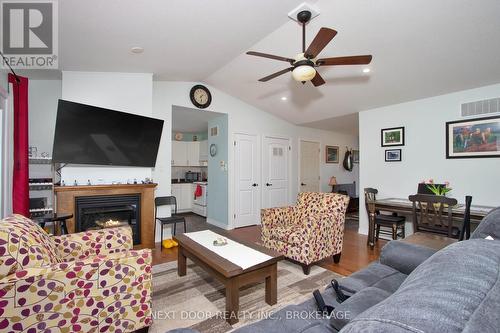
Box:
(207, 218), (231, 230)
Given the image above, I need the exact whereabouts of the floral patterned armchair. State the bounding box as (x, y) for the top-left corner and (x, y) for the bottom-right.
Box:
(261, 192), (349, 274)
(0, 214), (152, 333)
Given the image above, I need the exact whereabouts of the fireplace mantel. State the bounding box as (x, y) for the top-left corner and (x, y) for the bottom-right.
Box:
(54, 183), (157, 248)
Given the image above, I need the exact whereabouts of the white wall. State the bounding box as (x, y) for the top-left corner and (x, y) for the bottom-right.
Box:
(28, 80), (61, 155)
(152, 81), (359, 231)
(60, 72), (154, 184)
(27, 76), (358, 239)
(359, 83), (500, 235)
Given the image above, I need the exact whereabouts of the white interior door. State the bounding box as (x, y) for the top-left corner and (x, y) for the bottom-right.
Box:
(234, 133), (260, 227)
(300, 140), (320, 192)
(262, 136), (290, 209)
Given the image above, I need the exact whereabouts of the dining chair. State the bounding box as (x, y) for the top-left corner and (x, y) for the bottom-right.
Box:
(364, 188), (406, 241)
(408, 194), (459, 238)
(459, 195), (473, 241)
(154, 196), (187, 250)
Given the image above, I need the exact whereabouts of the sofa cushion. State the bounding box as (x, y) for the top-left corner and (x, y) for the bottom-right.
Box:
(341, 239), (500, 333)
(330, 287), (391, 331)
(471, 207), (500, 240)
(379, 240), (437, 275)
(339, 262), (406, 294)
(0, 214), (60, 279)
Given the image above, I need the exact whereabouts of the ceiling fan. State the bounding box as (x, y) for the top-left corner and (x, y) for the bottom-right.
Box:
(246, 10), (372, 87)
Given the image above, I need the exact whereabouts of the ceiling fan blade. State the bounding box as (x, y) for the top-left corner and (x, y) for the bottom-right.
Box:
(304, 28), (338, 59)
(258, 67), (293, 82)
(247, 51), (294, 64)
(317, 55), (373, 66)
(311, 71), (326, 87)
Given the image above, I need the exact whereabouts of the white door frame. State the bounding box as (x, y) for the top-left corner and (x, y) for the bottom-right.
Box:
(0, 84), (11, 217)
(233, 132), (261, 227)
(261, 134), (292, 207)
(298, 138), (321, 194)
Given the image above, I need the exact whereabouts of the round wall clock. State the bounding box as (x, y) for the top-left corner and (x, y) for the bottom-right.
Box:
(190, 85), (212, 109)
(174, 133), (183, 141)
(210, 144), (217, 157)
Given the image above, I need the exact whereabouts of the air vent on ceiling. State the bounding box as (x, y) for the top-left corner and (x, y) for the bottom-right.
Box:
(461, 97), (500, 117)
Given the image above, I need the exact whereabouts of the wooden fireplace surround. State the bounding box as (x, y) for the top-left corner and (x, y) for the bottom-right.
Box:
(54, 183), (157, 248)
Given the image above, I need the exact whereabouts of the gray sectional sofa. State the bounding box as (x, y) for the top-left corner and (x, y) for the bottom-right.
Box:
(171, 207), (500, 333)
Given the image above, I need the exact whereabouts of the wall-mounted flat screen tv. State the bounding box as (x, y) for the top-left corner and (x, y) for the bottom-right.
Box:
(52, 100), (164, 167)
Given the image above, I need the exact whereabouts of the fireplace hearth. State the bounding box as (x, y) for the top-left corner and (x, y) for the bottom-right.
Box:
(75, 194), (141, 245)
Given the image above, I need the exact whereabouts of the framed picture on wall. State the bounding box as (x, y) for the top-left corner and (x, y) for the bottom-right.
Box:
(446, 115), (500, 159)
(385, 149), (402, 162)
(325, 145), (339, 163)
(381, 127), (405, 147)
(352, 150), (359, 163)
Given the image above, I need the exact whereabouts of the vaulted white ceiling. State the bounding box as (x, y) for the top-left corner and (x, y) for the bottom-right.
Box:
(205, 0), (500, 125)
(56, 0), (308, 80)
(27, 0), (500, 130)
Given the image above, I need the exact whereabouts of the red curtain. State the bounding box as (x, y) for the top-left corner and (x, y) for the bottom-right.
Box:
(8, 73), (29, 217)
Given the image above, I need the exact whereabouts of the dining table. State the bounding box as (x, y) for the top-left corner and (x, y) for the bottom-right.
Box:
(366, 197), (496, 248)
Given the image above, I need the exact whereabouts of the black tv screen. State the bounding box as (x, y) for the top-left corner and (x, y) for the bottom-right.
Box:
(52, 100), (164, 167)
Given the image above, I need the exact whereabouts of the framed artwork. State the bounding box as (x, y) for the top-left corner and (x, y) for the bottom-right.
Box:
(385, 149), (402, 162)
(381, 127), (405, 147)
(325, 145), (339, 163)
(352, 150), (359, 163)
(446, 115), (500, 159)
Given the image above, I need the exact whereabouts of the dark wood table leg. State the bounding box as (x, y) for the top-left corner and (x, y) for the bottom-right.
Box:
(367, 204), (376, 248)
(178, 247), (187, 276)
(265, 263), (277, 305)
(225, 277), (239, 325)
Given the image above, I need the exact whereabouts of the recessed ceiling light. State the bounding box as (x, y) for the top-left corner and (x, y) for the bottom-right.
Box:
(363, 68), (371, 73)
(281, 96), (287, 101)
(130, 47), (144, 54)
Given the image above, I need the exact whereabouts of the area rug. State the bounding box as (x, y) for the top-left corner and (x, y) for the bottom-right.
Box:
(149, 259), (343, 333)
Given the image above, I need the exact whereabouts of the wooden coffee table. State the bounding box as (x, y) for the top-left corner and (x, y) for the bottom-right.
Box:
(173, 232), (283, 324)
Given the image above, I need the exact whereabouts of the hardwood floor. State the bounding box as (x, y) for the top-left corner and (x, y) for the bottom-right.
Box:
(151, 215), (386, 276)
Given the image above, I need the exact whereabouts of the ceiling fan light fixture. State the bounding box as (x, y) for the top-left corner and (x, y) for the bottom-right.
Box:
(292, 65), (316, 82)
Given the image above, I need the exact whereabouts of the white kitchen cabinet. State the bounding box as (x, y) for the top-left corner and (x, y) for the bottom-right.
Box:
(171, 183), (193, 212)
(181, 184), (193, 210)
(171, 184), (182, 210)
(199, 140), (208, 161)
(172, 141), (201, 166)
(172, 141), (188, 166)
(187, 141), (200, 167)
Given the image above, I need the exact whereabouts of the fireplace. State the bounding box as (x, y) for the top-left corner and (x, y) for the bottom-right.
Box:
(75, 194), (141, 245)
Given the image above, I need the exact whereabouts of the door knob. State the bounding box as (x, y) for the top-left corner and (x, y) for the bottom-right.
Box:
(301, 183), (306, 186)
(266, 183), (272, 187)
(252, 183), (258, 187)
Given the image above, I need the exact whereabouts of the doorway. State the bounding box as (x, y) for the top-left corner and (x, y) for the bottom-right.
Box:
(299, 140), (320, 193)
(170, 106), (228, 228)
(233, 133), (261, 227)
(262, 136), (290, 209)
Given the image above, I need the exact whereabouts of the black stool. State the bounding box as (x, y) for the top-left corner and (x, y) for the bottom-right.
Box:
(36, 213), (73, 236)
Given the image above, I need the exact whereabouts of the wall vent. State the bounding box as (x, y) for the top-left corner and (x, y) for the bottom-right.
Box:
(461, 97), (500, 117)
